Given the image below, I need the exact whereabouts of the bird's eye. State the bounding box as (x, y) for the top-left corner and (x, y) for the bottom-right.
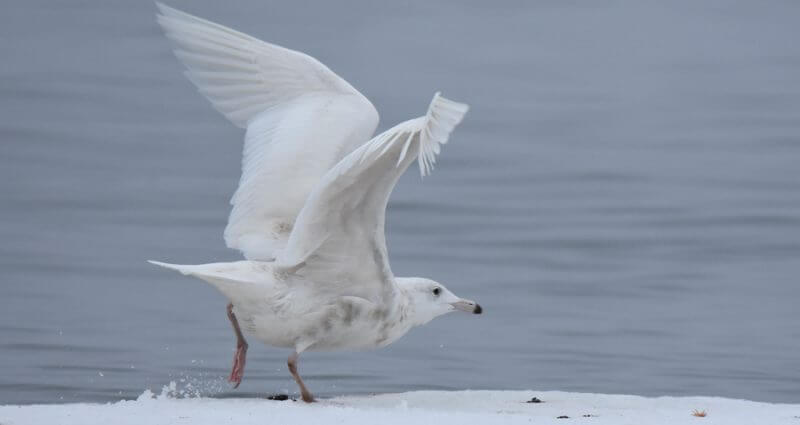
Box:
(432, 287), (441, 296)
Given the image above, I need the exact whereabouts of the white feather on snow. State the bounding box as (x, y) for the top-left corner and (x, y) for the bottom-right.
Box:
(2, 388), (798, 425)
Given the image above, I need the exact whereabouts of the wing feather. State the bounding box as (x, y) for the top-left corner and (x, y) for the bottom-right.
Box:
(276, 93), (468, 301)
(156, 4), (379, 260)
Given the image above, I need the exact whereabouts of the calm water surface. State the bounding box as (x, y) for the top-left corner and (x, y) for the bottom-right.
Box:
(1, 0), (799, 404)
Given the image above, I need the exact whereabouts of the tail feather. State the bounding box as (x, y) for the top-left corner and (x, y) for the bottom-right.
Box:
(147, 260), (273, 303)
(147, 260), (197, 275)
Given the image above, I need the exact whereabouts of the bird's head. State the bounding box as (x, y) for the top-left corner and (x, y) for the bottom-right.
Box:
(397, 277), (482, 326)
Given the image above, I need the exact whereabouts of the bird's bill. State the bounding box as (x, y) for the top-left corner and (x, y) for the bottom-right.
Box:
(451, 299), (482, 314)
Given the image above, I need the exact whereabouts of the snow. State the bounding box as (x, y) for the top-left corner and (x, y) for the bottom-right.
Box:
(2, 387), (798, 425)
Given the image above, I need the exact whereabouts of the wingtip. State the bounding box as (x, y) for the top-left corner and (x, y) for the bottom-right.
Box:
(154, 1), (170, 16)
(155, 2), (194, 22)
(155, 2), (177, 15)
(416, 91), (470, 178)
(430, 91), (470, 116)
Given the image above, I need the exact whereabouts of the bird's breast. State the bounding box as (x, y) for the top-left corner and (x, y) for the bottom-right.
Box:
(303, 297), (411, 351)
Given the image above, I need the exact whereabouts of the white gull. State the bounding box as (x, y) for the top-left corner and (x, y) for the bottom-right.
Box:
(149, 3), (481, 403)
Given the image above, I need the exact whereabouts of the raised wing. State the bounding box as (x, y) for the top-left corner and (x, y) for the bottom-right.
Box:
(276, 93), (469, 301)
(156, 4), (379, 260)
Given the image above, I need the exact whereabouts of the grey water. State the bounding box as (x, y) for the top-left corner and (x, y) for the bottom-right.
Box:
(1, 0), (799, 405)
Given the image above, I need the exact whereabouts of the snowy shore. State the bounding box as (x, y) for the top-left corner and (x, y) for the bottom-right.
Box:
(2, 389), (798, 425)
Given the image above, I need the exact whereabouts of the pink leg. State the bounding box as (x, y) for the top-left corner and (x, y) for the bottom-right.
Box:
(288, 351), (315, 403)
(226, 303), (248, 388)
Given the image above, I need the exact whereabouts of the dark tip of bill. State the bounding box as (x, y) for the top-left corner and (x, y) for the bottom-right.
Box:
(473, 304), (483, 314)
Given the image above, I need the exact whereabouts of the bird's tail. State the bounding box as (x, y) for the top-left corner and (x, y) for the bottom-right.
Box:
(148, 260), (273, 303)
(148, 260), (200, 276)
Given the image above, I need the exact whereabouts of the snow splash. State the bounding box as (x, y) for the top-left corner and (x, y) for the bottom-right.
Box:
(137, 374), (228, 401)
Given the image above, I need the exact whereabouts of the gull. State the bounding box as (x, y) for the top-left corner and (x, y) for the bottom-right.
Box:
(149, 4), (481, 403)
